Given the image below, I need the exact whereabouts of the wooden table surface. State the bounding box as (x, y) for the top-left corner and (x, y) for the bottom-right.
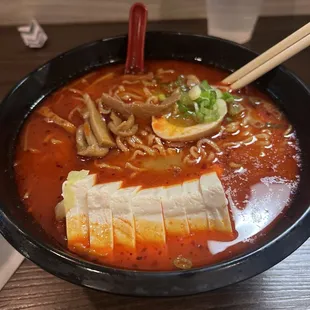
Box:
(1, 16), (310, 310)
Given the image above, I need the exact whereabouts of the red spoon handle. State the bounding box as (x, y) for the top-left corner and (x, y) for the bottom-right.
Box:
(125, 3), (148, 74)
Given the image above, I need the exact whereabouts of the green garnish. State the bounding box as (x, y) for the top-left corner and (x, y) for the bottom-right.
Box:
(161, 75), (188, 93)
(177, 101), (189, 113)
(179, 92), (192, 106)
(220, 92), (244, 116)
(169, 78), (244, 124)
(175, 79), (223, 124)
(158, 94), (166, 101)
(222, 91), (235, 102)
(200, 80), (211, 91)
(228, 101), (244, 116)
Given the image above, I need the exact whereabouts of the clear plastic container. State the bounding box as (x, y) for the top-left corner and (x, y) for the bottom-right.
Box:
(206, 0), (263, 44)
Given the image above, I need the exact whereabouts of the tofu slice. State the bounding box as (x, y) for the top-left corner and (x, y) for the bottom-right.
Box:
(110, 186), (141, 249)
(199, 172), (232, 233)
(182, 179), (209, 232)
(88, 181), (122, 255)
(132, 187), (166, 245)
(161, 185), (190, 236)
(63, 170), (96, 250)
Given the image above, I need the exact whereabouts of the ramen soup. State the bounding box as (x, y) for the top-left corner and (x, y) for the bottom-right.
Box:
(15, 60), (300, 271)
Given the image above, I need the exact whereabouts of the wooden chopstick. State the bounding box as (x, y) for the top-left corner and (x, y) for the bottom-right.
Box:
(222, 22), (310, 87)
(229, 33), (310, 90)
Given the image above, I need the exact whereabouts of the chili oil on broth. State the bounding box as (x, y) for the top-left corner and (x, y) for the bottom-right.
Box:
(14, 60), (300, 271)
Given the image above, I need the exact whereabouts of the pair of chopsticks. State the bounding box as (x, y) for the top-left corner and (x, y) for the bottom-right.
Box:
(222, 22), (310, 90)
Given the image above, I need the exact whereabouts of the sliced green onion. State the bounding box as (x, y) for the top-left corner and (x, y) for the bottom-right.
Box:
(196, 111), (204, 122)
(193, 102), (199, 114)
(209, 89), (217, 106)
(203, 110), (219, 122)
(200, 80), (211, 91)
(188, 85), (201, 101)
(177, 101), (188, 113)
(199, 90), (210, 101)
(179, 92), (192, 106)
(228, 101), (244, 116)
(214, 88), (223, 99)
(158, 94), (166, 101)
(175, 79), (225, 124)
(222, 91), (235, 102)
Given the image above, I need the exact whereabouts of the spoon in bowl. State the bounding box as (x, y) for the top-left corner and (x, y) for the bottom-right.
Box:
(125, 3), (148, 74)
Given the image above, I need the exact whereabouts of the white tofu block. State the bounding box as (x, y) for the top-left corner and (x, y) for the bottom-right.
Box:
(132, 187), (166, 245)
(182, 179), (208, 232)
(200, 172), (232, 233)
(65, 174), (96, 249)
(161, 185), (190, 236)
(88, 181), (122, 254)
(110, 186), (140, 249)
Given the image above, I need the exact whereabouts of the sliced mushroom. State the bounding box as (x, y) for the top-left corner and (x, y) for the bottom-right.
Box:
(100, 91), (180, 120)
(76, 125), (88, 152)
(83, 121), (98, 146)
(83, 94), (115, 147)
(76, 120), (110, 158)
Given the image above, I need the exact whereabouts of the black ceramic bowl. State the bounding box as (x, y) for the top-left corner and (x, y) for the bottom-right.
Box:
(0, 32), (310, 296)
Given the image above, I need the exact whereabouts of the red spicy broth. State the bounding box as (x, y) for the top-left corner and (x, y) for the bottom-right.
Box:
(14, 60), (300, 270)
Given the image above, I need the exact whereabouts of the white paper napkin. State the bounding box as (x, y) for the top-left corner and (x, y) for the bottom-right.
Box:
(0, 236), (24, 290)
(17, 19), (48, 48)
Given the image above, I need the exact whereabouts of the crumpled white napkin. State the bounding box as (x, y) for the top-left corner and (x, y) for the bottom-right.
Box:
(0, 236), (24, 290)
(17, 19), (48, 48)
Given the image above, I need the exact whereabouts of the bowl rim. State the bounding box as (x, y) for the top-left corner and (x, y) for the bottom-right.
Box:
(1, 30), (310, 285)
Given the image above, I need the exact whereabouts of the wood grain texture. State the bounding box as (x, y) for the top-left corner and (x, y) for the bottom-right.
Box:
(0, 0), (310, 25)
(0, 16), (310, 309)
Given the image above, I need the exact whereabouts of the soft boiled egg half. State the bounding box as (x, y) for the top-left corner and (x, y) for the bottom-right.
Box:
(152, 99), (227, 142)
